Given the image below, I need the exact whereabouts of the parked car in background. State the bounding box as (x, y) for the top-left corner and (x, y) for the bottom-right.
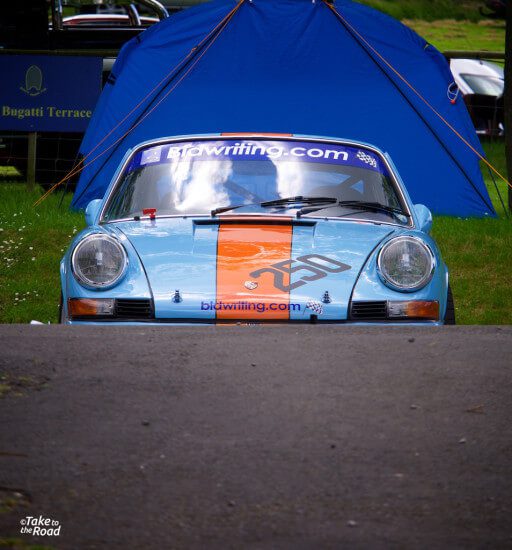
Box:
(0, 0), (169, 187)
(62, 14), (160, 28)
(450, 58), (504, 97)
(60, 134), (454, 325)
(450, 58), (504, 136)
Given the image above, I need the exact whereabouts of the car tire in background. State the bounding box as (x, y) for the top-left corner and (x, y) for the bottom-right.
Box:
(59, 293), (65, 324)
(445, 285), (456, 325)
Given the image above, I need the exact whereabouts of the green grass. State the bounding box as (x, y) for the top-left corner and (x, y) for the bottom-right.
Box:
(428, 142), (512, 325)
(0, 373), (49, 398)
(0, 539), (54, 550)
(432, 216), (512, 324)
(481, 140), (509, 216)
(0, 184), (84, 324)
(360, 0), (490, 21)
(404, 19), (506, 52)
(0, 167), (21, 178)
(358, 0), (506, 54)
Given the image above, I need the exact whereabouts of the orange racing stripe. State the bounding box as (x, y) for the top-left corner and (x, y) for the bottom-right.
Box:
(216, 223), (293, 320)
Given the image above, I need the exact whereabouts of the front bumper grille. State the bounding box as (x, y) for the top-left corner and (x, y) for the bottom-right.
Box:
(350, 301), (387, 321)
(115, 299), (153, 319)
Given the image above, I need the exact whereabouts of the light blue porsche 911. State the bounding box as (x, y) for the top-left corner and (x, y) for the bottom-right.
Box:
(60, 134), (455, 325)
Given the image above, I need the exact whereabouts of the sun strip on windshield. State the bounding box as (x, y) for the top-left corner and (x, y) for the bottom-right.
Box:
(126, 140), (390, 175)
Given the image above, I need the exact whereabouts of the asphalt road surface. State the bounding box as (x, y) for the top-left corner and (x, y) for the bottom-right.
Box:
(1, 325), (511, 549)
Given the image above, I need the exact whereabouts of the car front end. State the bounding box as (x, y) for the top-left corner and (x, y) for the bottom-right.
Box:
(60, 134), (450, 325)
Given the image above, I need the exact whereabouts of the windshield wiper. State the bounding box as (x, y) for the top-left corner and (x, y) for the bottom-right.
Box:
(297, 200), (411, 219)
(211, 196), (338, 217)
(260, 196), (338, 207)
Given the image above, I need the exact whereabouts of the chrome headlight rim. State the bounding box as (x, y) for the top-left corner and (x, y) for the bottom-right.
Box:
(377, 235), (435, 293)
(71, 233), (128, 289)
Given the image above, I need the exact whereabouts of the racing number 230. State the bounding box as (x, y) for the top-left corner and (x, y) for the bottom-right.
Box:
(249, 254), (351, 292)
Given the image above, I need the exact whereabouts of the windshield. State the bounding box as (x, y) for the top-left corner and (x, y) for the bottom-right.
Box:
(461, 74), (504, 96)
(102, 139), (409, 225)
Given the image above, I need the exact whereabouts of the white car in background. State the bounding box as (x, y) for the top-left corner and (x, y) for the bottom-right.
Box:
(449, 58), (504, 136)
(450, 58), (504, 97)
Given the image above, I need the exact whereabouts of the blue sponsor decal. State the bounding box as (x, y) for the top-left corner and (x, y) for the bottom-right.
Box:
(0, 55), (102, 132)
(200, 301), (302, 313)
(127, 140), (388, 175)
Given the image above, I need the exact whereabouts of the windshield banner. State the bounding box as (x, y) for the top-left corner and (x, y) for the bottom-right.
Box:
(127, 140), (388, 174)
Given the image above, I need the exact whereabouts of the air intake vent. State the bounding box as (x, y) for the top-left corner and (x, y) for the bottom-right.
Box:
(350, 301), (387, 320)
(115, 299), (153, 319)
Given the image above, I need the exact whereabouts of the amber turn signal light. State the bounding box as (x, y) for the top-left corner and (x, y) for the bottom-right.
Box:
(68, 298), (115, 317)
(387, 300), (439, 320)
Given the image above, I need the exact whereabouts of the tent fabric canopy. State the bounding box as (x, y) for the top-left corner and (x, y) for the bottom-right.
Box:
(72, 0), (495, 217)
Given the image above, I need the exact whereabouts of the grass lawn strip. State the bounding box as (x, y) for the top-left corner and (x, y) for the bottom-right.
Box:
(362, 0), (495, 22)
(0, 184), (84, 324)
(404, 19), (505, 52)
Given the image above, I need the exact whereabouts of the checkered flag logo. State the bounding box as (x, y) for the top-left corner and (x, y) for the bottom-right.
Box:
(356, 150), (377, 169)
(305, 300), (324, 315)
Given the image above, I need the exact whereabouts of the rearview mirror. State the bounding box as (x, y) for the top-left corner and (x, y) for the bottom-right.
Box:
(84, 199), (102, 226)
(413, 204), (432, 233)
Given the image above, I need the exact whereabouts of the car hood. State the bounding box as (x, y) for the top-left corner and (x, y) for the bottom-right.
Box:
(116, 216), (395, 322)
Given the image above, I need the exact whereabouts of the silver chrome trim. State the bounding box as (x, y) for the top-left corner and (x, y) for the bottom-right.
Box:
(377, 236), (436, 292)
(71, 234), (128, 289)
(99, 134), (414, 228)
(102, 213), (406, 229)
(137, 0), (169, 20)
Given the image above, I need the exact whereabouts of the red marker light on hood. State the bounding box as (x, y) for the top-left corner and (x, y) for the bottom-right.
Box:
(143, 208), (157, 220)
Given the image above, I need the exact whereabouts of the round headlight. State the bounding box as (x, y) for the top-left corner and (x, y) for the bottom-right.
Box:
(377, 236), (435, 291)
(72, 234), (127, 288)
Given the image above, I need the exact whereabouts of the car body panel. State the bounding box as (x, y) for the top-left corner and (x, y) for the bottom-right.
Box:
(112, 218), (396, 322)
(117, 218), (218, 320)
(288, 222), (394, 321)
(351, 229), (449, 318)
(60, 224), (153, 321)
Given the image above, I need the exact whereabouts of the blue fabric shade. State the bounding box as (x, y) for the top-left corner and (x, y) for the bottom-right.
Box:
(72, 0), (495, 217)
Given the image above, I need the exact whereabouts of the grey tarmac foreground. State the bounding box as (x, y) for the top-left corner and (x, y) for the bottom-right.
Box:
(0, 325), (511, 549)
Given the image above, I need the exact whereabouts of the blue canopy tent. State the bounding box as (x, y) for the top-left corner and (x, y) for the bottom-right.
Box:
(72, 0), (495, 217)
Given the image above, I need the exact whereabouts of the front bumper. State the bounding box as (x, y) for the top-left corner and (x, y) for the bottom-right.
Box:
(63, 298), (441, 325)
